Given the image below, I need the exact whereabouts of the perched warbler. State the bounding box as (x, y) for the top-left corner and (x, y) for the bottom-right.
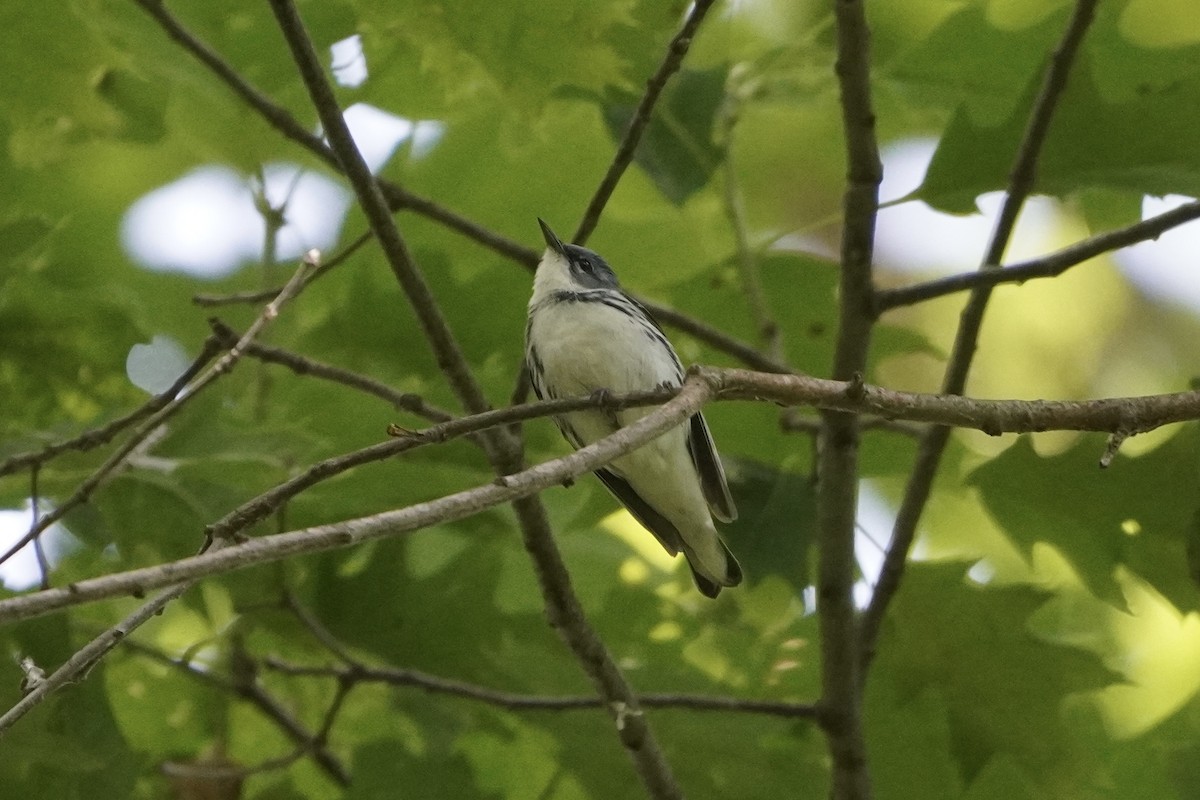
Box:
(525, 219), (742, 597)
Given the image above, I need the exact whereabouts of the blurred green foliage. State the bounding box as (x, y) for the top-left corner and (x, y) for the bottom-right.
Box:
(2, 0), (1200, 797)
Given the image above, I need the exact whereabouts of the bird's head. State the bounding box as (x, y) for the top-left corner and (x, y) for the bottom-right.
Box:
(536, 218), (620, 291)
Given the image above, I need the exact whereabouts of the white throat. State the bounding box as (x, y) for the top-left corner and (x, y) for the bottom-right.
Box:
(529, 249), (578, 307)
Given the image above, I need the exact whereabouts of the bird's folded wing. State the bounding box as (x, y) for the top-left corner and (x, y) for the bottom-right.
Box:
(594, 467), (683, 556)
(687, 413), (737, 522)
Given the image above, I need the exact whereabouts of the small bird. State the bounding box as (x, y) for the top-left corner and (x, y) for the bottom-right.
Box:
(525, 218), (742, 597)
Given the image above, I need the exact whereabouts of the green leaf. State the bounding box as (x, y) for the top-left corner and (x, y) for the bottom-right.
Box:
(597, 65), (730, 206)
(970, 427), (1200, 611)
(874, 562), (1118, 791)
(867, 684), (961, 800)
(93, 67), (168, 144)
(885, 4), (1069, 128)
(722, 458), (815, 591)
(911, 5), (1200, 210)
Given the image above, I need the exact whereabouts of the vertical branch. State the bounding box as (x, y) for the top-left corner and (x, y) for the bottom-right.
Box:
(509, 495), (685, 799)
(820, 0), (882, 798)
(859, 0), (1101, 670)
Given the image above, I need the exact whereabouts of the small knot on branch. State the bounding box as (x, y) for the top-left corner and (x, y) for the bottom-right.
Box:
(386, 423), (418, 438)
(844, 372), (866, 401)
(1100, 429), (1130, 469)
(610, 701), (643, 731)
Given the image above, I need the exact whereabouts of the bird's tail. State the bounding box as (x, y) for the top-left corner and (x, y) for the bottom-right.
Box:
(684, 538), (742, 598)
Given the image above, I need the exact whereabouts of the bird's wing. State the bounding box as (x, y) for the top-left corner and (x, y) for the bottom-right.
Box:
(687, 412), (737, 522)
(593, 468), (683, 557)
(624, 294), (737, 523)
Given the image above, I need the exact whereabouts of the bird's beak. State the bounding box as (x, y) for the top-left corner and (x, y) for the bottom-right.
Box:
(537, 218), (567, 256)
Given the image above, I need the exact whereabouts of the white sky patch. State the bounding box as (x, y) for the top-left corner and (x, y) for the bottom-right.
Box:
(121, 163), (350, 278)
(331, 35), (368, 88)
(341, 104), (444, 171)
(1115, 194), (1200, 313)
(409, 120), (446, 160)
(126, 334), (190, 394)
(123, 103), (442, 279)
(875, 138), (1064, 275)
(877, 140), (1200, 311)
(853, 481), (895, 608)
(0, 502), (78, 591)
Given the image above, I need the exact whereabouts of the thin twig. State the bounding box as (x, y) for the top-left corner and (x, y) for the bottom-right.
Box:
(263, 658), (820, 719)
(119, 638), (350, 785)
(720, 86), (800, 436)
(0, 336), (223, 478)
(282, 591), (361, 665)
(207, 318), (456, 423)
(721, 96), (786, 366)
(204, 387), (672, 542)
(820, 0), (883, 795)
(643, 300), (794, 373)
(860, 0), (1101, 675)
(194, 230), (374, 308)
(875, 199), (1200, 312)
(572, 0), (718, 245)
(781, 414), (925, 438)
(30, 467), (50, 590)
(0, 579), (195, 736)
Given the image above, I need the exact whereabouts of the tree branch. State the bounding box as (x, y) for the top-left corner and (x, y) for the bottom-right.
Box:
(860, 0), (1101, 674)
(119, 638), (350, 785)
(7, 367), (1198, 624)
(644, 300), (795, 373)
(721, 97), (786, 368)
(0, 335), (222, 478)
(572, 0), (718, 245)
(204, 387), (674, 543)
(193, 230), (374, 308)
(263, 658), (820, 720)
(0, 580), (195, 736)
(821, 0), (883, 795)
(0, 260), (312, 570)
(875, 199), (1200, 312)
(267, 0), (494, 426)
(207, 318), (456, 424)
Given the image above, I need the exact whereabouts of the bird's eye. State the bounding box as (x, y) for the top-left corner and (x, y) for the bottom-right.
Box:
(577, 258), (593, 274)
